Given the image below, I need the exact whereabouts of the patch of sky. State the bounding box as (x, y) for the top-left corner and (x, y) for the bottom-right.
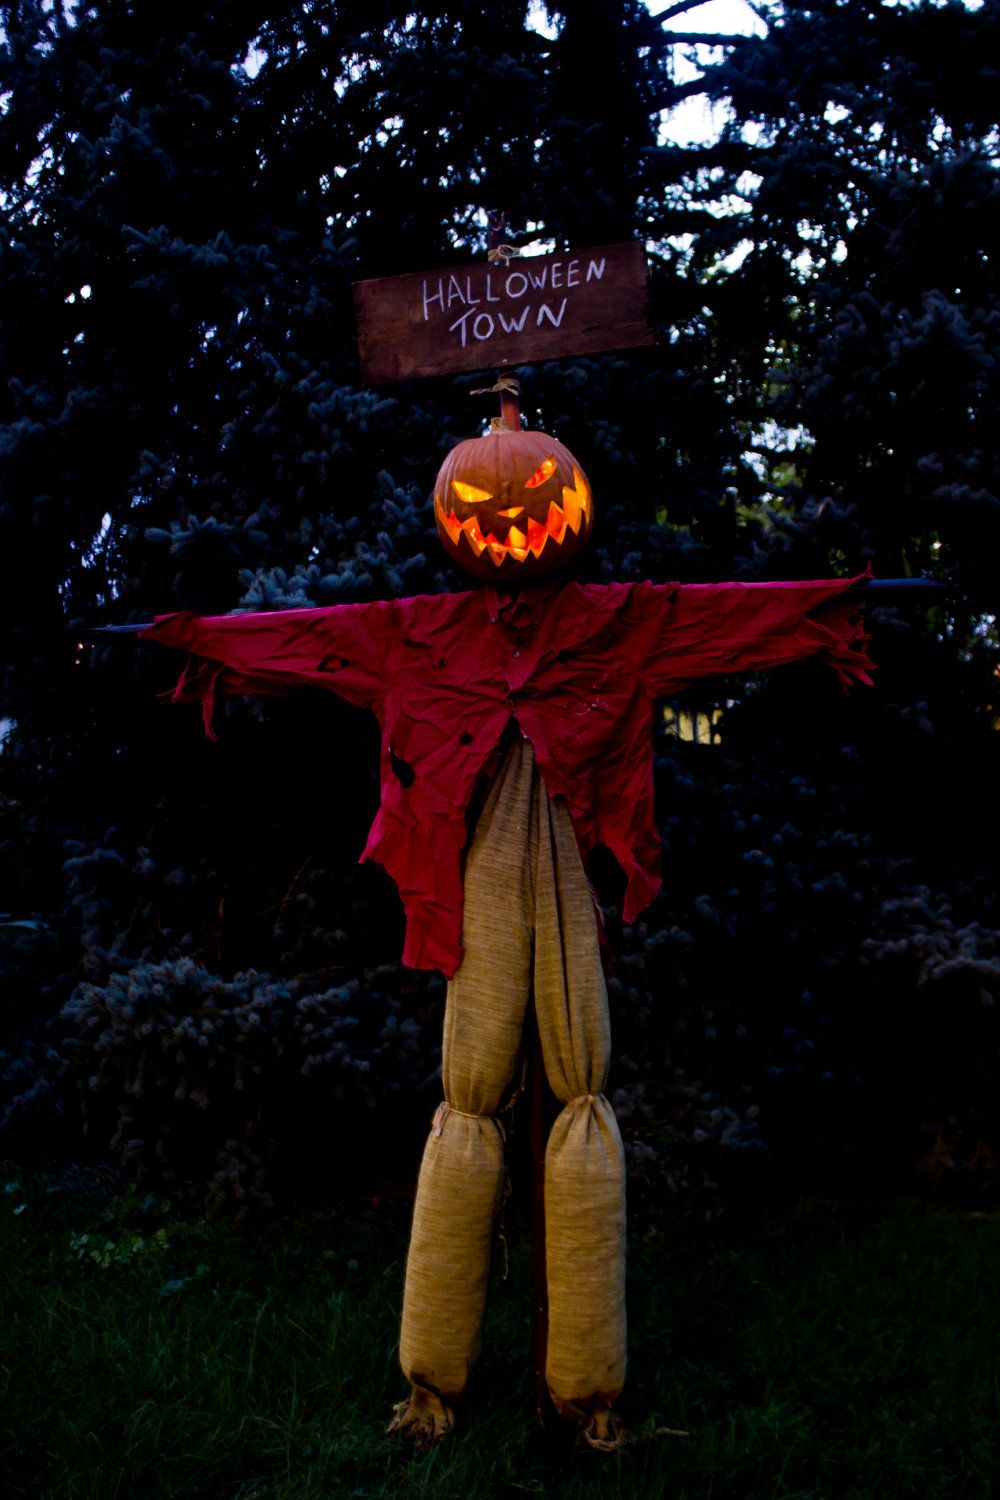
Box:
(375, 115), (403, 147)
(884, 0), (982, 8)
(82, 512), (113, 569)
(234, 41), (267, 79)
(24, 143), (56, 194)
(446, 207), (555, 258)
(644, 4), (771, 278)
(526, 3), (560, 40)
(652, 0), (767, 150)
(741, 420), (814, 494)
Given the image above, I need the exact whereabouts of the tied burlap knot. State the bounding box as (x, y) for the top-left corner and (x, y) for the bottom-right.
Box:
(431, 1100), (506, 1140)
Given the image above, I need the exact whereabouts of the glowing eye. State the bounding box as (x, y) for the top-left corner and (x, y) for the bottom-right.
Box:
(524, 457), (557, 489)
(451, 480), (492, 505)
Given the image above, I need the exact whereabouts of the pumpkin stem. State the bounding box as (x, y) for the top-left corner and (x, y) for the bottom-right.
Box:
(500, 382), (521, 432)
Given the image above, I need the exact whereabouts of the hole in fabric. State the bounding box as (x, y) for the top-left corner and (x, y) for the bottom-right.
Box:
(389, 746), (416, 788)
(459, 731), (473, 745)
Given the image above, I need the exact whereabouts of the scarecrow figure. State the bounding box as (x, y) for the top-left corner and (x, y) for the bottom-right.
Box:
(143, 422), (873, 1452)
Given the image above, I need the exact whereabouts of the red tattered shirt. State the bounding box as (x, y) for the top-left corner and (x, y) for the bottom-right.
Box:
(143, 576), (873, 976)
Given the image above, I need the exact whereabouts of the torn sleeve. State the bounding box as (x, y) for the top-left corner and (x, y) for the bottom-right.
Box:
(628, 575), (876, 699)
(142, 599), (399, 738)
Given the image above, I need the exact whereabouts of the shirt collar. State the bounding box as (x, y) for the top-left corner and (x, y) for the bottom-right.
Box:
(483, 576), (564, 623)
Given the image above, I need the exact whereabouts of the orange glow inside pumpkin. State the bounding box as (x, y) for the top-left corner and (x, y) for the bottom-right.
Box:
(435, 466), (590, 566)
(451, 479), (492, 505)
(525, 456), (558, 488)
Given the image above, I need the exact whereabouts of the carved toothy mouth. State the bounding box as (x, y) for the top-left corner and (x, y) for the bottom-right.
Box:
(435, 470), (591, 567)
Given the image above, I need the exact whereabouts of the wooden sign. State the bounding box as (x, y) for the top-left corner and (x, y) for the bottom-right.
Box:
(352, 240), (653, 385)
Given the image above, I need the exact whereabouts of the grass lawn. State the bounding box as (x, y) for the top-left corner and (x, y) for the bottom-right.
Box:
(3, 1163), (998, 1499)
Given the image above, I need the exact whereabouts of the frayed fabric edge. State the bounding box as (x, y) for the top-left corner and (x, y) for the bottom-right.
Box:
(550, 1392), (628, 1453)
(579, 1407), (628, 1452)
(386, 1385), (455, 1454)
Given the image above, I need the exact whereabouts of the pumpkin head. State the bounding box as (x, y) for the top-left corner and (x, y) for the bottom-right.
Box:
(434, 427), (593, 581)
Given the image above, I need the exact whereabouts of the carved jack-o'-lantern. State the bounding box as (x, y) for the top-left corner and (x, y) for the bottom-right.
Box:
(434, 427), (593, 581)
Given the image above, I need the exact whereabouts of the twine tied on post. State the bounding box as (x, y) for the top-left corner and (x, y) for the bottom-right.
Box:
(471, 375), (521, 398)
(487, 243), (518, 266)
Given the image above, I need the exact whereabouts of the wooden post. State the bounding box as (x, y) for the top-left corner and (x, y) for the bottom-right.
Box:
(486, 209), (522, 432)
(526, 1005), (550, 1423)
(484, 210), (548, 1419)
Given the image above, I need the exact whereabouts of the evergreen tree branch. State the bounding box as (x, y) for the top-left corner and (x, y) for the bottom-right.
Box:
(655, 0), (723, 23)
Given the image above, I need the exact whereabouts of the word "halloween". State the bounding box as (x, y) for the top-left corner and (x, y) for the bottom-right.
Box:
(422, 257), (608, 347)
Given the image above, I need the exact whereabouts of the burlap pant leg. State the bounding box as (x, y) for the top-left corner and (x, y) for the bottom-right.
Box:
(391, 736), (626, 1451)
(392, 739), (534, 1443)
(531, 765), (627, 1448)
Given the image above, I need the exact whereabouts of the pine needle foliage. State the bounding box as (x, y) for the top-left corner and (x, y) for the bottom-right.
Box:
(1, 0), (998, 1210)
